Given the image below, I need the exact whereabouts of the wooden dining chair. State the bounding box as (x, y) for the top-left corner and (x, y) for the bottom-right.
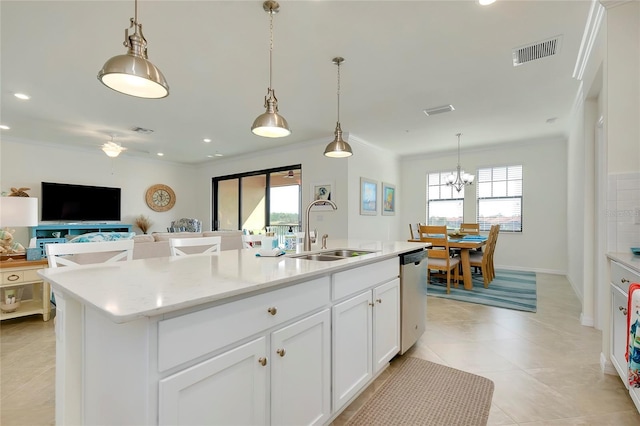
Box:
(419, 225), (460, 294)
(169, 236), (222, 256)
(409, 223), (423, 240)
(468, 224), (500, 287)
(459, 223), (480, 235)
(46, 240), (134, 268)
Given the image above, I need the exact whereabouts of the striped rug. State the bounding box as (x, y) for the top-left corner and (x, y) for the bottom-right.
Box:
(428, 269), (537, 312)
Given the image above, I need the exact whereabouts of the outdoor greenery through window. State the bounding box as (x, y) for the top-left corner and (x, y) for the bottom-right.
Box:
(426, 171), (464, 228)
(476, 165), (522, 232)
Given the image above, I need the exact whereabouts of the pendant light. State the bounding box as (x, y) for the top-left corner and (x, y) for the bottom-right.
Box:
(446, 133), (474, 192)
(251, 1), (290, 138)
(324, 57), (353, 158)
(102, 136), (126, 158)
(97, 0), (169, 99)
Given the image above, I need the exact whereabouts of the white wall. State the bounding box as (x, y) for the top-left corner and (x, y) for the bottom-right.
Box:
(346, 137), (401, 241)
(1, 138), (198, 245)
(400, 137), (568, 274)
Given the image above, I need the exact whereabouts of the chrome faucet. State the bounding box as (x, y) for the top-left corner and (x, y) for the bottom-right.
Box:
(304, 199), (337, 251)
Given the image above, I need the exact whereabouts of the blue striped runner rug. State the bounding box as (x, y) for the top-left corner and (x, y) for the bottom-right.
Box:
(428, 269), (537, 312)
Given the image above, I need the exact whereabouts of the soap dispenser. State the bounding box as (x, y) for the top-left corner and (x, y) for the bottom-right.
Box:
(284, 226), (296, 251)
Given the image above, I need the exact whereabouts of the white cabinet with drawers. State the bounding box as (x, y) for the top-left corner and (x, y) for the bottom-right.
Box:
(609, 257), (640, 413)
(0, 259), (50, 321)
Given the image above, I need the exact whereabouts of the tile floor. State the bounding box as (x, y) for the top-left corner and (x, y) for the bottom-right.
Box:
(2, 273), (640, 425)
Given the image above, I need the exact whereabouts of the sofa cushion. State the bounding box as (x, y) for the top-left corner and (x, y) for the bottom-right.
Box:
(152, 232), (203, 242)
(133, 235), (155, 243)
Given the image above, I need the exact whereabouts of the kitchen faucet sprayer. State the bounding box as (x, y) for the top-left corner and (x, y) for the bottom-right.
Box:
(304, 199), (337, 251)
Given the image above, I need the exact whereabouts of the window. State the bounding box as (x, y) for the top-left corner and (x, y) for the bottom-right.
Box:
(212, 166), (301, 241)
(476, 165), (522, 232)
(426, 172), (464, 228)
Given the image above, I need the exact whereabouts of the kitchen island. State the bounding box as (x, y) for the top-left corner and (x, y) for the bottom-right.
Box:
(39, 239), (427, 425)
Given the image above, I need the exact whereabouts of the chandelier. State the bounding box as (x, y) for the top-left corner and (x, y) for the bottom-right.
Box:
(102, 136), (126, 158)
(446, 133), (474, 192)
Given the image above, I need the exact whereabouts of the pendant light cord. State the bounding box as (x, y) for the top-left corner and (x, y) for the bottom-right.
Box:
(456, 133), (462, 167)
(269, 8), (274, 90)
(337, 61), (341, 123)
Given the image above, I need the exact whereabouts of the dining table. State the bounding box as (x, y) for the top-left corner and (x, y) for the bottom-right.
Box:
(408, 236), (487, 290)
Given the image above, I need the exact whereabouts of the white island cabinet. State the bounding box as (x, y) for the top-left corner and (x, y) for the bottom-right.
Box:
(39, 240), (425, 425)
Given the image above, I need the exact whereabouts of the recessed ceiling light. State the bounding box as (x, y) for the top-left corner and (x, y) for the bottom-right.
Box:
(423, 104), (455, 116)
(214, 153), (223, 157)
(478, 0), (496, 5)
(0, 125), (10, 130)
(157, 152), (164, 156)
(203, 138), (212, 143)
(207, 155), (213, 158)
(14, 93), (30, 100)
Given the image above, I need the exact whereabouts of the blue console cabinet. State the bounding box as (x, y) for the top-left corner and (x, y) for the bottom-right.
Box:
(29, 224), (133, 257)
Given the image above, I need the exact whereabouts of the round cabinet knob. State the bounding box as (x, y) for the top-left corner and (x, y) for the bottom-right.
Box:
(267, 307), (277, 316)
(622, 278), (630, 284)
(258, 357), (268, 366)
(368, 302), (375, 307)
(276, 348), (286, 357)
(619, 306), (628, 315)
(376, 298), (382, 304)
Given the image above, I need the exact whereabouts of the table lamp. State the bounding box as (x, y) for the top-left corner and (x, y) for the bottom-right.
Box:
(0, 197), (39, 259)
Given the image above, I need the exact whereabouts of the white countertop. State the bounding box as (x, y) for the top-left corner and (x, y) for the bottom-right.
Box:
(39, 239), (427, 323)
(607, 252), (640, 274)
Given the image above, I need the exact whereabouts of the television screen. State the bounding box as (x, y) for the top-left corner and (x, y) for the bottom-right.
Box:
(41, 182), (121, 222)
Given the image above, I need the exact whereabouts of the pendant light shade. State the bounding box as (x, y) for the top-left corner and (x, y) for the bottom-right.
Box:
(324, 57), (353, 158)
(97, 0), (169, 99)
(251, 1), (290, 138)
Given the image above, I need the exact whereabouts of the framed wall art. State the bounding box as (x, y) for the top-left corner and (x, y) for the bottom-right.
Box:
(310, 181), (335, 211)
(360, 177), (378, 216)
(382, 182), (396, 216)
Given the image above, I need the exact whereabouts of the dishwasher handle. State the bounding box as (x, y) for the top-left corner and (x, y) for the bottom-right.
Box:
(400, 249), (427, 265)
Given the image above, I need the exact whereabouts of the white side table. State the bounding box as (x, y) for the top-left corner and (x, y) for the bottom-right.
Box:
(0, 259), (51, 321)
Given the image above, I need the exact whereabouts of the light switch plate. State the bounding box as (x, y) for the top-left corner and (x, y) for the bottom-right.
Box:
(635, 207), (640, 224)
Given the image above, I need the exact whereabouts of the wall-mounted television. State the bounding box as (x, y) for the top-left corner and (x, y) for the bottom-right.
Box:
(41, 182), (121, 222)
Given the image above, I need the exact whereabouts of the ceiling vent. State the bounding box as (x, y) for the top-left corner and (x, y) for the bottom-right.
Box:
(512, 35), (563, 66)
(423, 104), (455, 116)
(132, 126), (154, 134)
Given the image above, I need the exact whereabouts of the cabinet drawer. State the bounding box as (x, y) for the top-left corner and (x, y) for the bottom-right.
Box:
(158, 277), (331, 372)
(1, 270), (24, 284)
(612, 261), (640, 293)
(333, 258), (398, 300)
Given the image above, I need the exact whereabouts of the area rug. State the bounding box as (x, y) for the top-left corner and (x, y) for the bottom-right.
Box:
(345, 357), (494, 426)
(428, 269), (537, 312)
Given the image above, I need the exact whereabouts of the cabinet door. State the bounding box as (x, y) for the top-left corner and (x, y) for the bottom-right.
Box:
(611, 284), (629, 387)
(271, 309), (331, 426)
(373, 278), (400, 373)
(159, 337), (268, 426)
(332, 291), (373, 411)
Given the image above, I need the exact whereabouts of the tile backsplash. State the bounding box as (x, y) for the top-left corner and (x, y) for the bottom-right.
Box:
(608, 172), (640, 252)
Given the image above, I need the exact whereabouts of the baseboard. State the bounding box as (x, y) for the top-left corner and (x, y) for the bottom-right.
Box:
(493, 265), (566, 275)
(600, 352), (618, 376)
(580, 312), (595, 327)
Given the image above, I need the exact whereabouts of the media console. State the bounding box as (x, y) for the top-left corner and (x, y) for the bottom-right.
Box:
(29, 224), (132, 257)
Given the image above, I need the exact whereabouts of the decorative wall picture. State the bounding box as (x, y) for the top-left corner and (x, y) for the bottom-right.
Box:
(382, 182), (396, 216)
(360, 177), (378, 216)
(310, 181), (334, 210)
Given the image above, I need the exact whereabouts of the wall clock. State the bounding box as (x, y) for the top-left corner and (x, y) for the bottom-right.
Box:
(145, 184), (176, 212)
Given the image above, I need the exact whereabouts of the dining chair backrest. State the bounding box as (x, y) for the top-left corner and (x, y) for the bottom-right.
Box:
(459, 223), (480, 235)
(170, 236), (222, 256)
(46, 240), (135, 268)
(409, 223), (423, 240)
(418, 225), (450, 257)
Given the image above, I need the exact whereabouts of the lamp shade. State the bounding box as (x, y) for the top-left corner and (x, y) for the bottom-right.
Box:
(251, 110), (291, 138)
(98, 54), (169, 99)
(0, 197), (38, 227)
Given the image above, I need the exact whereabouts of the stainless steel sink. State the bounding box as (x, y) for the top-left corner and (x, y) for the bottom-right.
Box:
(290, 249), (377, 261)
(322, 249), (376, 257)
(291, 254), (345, 261)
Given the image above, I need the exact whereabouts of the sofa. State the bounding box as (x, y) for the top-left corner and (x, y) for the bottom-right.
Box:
(132, 231), (244, 259)
(61, 230), (244, 264)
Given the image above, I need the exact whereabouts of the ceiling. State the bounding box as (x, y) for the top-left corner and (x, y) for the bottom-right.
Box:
(0, 1), (591, 165)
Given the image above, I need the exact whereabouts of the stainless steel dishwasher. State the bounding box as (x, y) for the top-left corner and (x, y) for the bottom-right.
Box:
(399, 248), (428, 354)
